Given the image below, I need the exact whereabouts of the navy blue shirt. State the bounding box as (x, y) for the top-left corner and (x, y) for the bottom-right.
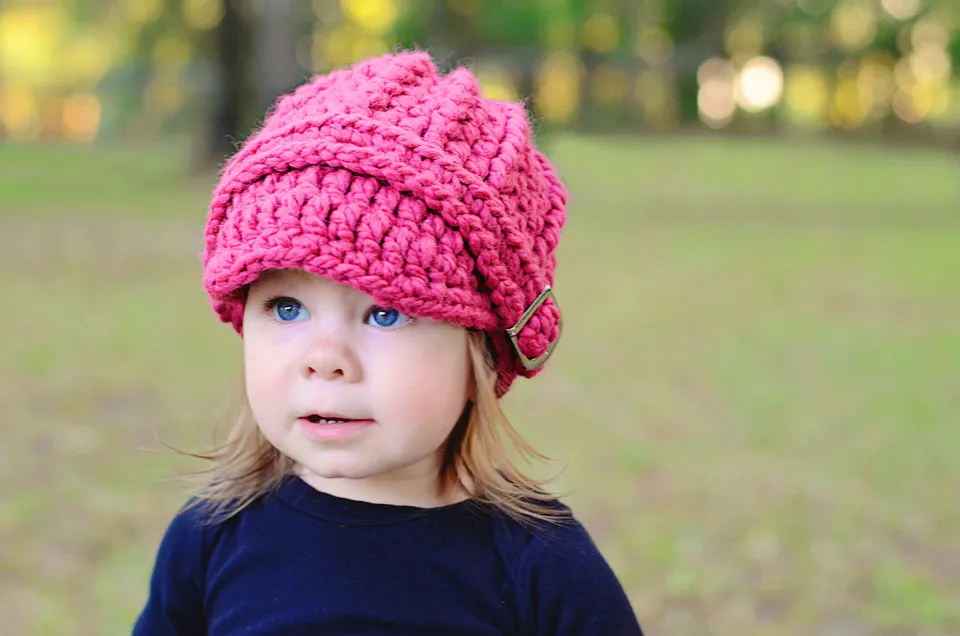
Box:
(133, 476), (643, 635)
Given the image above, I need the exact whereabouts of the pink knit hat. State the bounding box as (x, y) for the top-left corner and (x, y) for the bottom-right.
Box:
(203, 51), (567, 395)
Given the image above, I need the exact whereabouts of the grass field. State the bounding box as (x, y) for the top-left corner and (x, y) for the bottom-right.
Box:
(2, 135), (958, 635)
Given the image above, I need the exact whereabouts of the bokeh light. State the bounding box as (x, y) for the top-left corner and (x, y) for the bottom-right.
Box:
(912, 18), (950, 50)
(319, 22), (387, 69)
(592, 64), (628, 105)
(0, 0), (953, 144)
(340, 0), (398, 35)
(940, 81), (960, 123)
(446, 0), (482, 17)
(143, 71), (183, 118)
(880, 0), (923, 21)
(474, 62), (519, 102)
(907, 18), (953, 87)
(697, 57), (736, 128)
(182, 0), (224, 31)
(0, 83), (40, 139)
(831, 70), (868, 128)
(910, 45), (952, 85)
(798, 0), (833, 16)
(118, 0), (164, 25)
(735, 56), (784, 113)
(64, 33), (117, 88)
(928, 83), (952, 119)
(636, 26), (674, 66)
(784, 65), (830, 125)
(858, 54), (896, 117)
(583, 13), (619, 54)
(830, 0), (879, 53)
(534, 51), (583, 123)
(544, 18), (577, 49)
(0, 5), (68, 87)
(725, 18), (764, 58)
(152, 35), (191, 72)
(61, 93), (101, 143)
(5, 4), (960, 636)
(893, 83), (936, 122)
(635, 70), (676, 129)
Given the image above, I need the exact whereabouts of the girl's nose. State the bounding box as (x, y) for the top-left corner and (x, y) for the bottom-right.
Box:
(300, 333), (362, 383)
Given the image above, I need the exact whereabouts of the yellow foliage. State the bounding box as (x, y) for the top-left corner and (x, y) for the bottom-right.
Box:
(321, 23), (363, 68)
(351, 36), (388, 65)
(153, 35), (192, 72)
(0, 5), (69, 86)
(144, 72), (183, 115)
(592, 65), (627, 105)
(0, 83), (40, 139)
(64, 33), (117, 88)
(474, 63), (519, 102)
(907, 83), (936, 118)
(725, 19), (764, 58)
(940, 82), (960, 124)
(830, 76), (866, 128)
(534, 51), (582, 123)
(340, 0), (398, 35)
(544, 20), (577, 49)
(928, 84), (951, 118)
(118, 0), (164, 25)
(635, 70), (676, 128)
(784, 65), (829, 124)
(582, 13), (619, 54)
(447, 0), (483, 17)
(183, 0), (224, 31)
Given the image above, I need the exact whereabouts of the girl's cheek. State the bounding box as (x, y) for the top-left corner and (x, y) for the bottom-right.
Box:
(273, 322), (311, 344)
(247, 319), (312, 346)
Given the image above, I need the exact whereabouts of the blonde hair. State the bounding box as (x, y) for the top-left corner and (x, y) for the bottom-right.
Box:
(181, 331), (567, 525)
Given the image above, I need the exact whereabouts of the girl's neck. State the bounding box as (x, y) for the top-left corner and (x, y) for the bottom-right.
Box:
(295, 463), (469, 509)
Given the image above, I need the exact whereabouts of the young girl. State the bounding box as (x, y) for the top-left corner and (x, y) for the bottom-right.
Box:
(134, 51), (643, 635)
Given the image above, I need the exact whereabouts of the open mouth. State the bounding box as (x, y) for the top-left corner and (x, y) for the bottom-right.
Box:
(305, 414), (350, 425)
(297, 413), (374, 440)
(301, 413), (373, 426)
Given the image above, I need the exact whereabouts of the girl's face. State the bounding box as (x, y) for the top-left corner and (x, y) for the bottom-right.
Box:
(243, 269), (471, 505)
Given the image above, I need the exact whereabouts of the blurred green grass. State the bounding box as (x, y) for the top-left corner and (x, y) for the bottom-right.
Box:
(2, 136), (958, 635)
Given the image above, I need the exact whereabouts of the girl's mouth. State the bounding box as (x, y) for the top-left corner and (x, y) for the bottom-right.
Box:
(305, 414), (349, 425)
(297, 414), (374, 441)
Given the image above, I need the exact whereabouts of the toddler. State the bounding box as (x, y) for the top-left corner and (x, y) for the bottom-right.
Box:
(134, 51), (643, 635)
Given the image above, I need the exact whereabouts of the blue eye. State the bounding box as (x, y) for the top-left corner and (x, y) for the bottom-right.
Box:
(268, 297), (309, 323)
(367, 306), (410, 329)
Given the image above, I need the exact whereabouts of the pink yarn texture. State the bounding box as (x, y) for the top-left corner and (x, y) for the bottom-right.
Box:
(203, 51), (567, 395)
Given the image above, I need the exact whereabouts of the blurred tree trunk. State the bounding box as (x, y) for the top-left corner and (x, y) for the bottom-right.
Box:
(207, 0), (252, 165)
(253, 0), (307, 116)
(666, 0), (731, 123)
(204, 0), (308, 166)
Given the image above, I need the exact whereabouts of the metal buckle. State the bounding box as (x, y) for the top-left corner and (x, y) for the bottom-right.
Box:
(506, 286), (562, 371)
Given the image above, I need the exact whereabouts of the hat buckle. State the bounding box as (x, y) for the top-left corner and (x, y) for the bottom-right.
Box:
(506, 286), (562, 371)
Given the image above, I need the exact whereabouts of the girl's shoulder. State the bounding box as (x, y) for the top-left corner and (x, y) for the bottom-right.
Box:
(491, 501), (643, 634)
(490, 499), (595, 574)
(152, 498), (225, 563)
